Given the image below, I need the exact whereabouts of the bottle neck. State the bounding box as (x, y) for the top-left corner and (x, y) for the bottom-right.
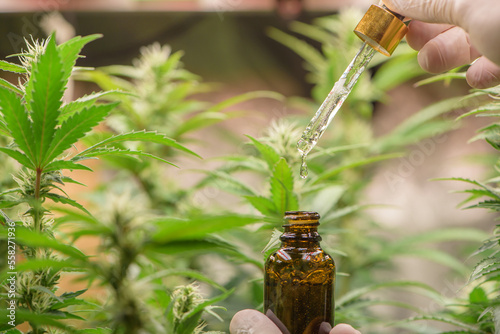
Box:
(280, 223), (322, 247)
(280, 211), (322, 247)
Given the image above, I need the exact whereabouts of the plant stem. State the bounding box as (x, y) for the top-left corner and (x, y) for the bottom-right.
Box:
(31, 324), (42, 334)
(33, 168), (42, 233)
(29, 168), (44, 334)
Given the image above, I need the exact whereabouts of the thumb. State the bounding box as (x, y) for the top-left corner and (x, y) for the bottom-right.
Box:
(230, 310), (282, 334)
(330, 324), (361, 334)
(382, 0), (468, 25)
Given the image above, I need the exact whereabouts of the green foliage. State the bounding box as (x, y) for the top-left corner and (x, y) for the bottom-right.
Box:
(0, 34), (219, 334)
(74, 42), (282, 216)
(167, 284), (231, 334)
(49, 193), (235, 333)
(75, 43), (282, 142)
(186, 10), (489, 332)
(270, 158), (298, 215)
(400, 64), (500, 333)
(0, 9), (495, 334)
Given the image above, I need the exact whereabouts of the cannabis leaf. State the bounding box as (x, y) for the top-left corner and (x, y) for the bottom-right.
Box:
(25, 35), (65, 167)
(74, 130), (200, 161)
(58, 34), (101, 83)
(270, 158), (298, 215)
(0, 87), (36, 166)
(43, 102), (119, 165)
(246, 135), (281, 170)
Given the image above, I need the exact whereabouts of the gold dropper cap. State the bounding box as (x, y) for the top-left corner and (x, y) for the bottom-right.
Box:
(354, 4), (408, 56)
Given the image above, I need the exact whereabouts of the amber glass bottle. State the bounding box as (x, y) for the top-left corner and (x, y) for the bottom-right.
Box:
(264, 211), (335, 334)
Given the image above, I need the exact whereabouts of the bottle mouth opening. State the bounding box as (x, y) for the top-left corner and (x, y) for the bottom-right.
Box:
(284, 211), (320, 223)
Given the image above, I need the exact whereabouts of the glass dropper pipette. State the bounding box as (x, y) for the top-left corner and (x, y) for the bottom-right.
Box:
(297, 3), (408, 178)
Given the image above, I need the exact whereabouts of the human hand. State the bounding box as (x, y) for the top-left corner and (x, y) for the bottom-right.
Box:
(229, 309), (361, 334)
(383, 0), (500, 88)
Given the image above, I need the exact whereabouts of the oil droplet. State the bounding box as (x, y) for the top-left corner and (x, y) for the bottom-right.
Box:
(296, 42), (375, 178)
(300, 155), (308, 179)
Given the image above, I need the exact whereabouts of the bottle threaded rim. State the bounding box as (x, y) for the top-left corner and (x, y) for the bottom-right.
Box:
(284, 211), (320, 223)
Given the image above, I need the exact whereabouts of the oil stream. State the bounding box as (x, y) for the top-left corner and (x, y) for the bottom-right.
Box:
(297, 42), (376, 178)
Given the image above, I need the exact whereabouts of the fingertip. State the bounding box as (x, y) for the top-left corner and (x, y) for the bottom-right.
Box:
(416, 26), (477, 74)
(406, 22), (423, 51)
(417, 41), (444, 74)
(330, 323), (361, 334)
(466, 57), (500, 89)
(230, 309), (282, 334)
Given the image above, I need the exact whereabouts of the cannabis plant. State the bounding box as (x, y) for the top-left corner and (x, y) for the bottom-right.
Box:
(0, 33), (226, 333)
(399, 78), (500, 333)
(54, 193), (262, 334)
(60, 41), (283, 332)
(74, 42), (282, 215)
